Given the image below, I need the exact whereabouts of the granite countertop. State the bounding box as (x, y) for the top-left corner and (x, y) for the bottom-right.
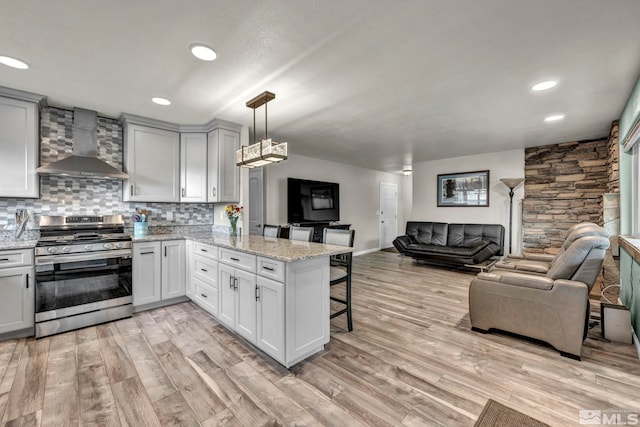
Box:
(189, 233), (352, 262)
(0, 232), (352, 262)
(134, 232), (352, 262)
(0, 240), (38, 250)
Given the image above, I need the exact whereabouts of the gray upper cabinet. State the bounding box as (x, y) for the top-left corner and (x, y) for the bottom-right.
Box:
(121, 116), (181, 202)
(208, 127), (240, 203)
(0, 89), (45, 198)
(180, 133), (208, 203)
(121, 114), (241, 204)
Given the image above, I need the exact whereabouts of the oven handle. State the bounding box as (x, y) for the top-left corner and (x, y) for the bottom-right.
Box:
(35, 249), (132, 266)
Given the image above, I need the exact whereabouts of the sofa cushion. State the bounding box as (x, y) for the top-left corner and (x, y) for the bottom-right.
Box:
(408, 240), (490, 257)
(447, 223), (504, 255)
(406, 222), (448, 245)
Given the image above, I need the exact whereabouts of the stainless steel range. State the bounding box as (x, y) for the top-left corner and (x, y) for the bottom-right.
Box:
(35, 215), (133, 338)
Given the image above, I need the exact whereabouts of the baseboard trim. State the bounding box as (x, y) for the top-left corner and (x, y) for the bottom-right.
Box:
(354, 247), (381, 257)
(633, 327), (640, 359)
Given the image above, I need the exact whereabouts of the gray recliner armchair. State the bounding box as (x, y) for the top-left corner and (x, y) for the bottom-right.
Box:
(469, 234), (610, 359)
(492, 222), (605, 275)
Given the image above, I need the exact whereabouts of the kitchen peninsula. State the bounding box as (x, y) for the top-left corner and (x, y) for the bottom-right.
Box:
(132, 232), (352, 368)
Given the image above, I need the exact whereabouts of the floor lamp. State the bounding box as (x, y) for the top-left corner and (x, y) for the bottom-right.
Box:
(500, 178), (524, 255)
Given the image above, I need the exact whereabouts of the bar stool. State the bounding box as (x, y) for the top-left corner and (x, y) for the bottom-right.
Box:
(323, 228), (355, 331)
(289, 226), (314, 242)
(263, 224), (281, 238)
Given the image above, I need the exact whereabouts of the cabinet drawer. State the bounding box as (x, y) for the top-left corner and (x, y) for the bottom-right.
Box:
(193, 278), (218, 317)
(194, 255), (217, 285)
(219, 248), (256, 273)
(0, 249), (34, 269)
(257, 257), (285, 283)
(193, 242), (217, 260)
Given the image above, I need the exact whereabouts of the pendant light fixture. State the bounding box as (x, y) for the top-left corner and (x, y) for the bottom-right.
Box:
(236, 91), (288, 168)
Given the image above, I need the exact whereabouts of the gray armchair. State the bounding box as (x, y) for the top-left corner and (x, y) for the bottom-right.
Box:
(469, 234), (610, 359)
(493, 222), (606, 275)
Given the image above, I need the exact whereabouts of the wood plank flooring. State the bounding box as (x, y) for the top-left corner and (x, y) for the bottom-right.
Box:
(0, 251), (638, 426)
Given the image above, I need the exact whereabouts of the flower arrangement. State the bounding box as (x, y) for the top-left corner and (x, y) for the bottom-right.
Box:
(225, 204), (243, 219)
(225, 204), (243, 236)
(132, 208), (150, 237)
(131, 208), (149, 222)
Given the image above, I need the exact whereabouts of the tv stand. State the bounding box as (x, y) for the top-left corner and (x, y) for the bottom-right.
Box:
(294, 222), (350, 243)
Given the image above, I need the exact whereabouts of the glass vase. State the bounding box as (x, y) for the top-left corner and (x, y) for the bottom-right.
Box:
(230, 217), (238, 236)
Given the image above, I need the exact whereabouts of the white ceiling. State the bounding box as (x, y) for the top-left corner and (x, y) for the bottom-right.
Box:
(2, 0), (640, 173)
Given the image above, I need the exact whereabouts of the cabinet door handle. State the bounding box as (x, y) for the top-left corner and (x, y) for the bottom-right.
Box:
(25, 273), (29, 289)
(200, 249), (208, 252)
(212, 187), (217, 197)
(229, 275), (234, 289)
(0, 258), (9, 262)
(234, 277), (238, 291)
(255, 285), (260, 301)
(130, 185), (134, 196)
(262, 266), (274, 272)
(140, 251), (154, 255)
(200, 293), (208, 298)
(230, 257), (240, 262)
(164, 246), (167, 257)
(200, 268), (208, 272)
(181, 188), (185, 197)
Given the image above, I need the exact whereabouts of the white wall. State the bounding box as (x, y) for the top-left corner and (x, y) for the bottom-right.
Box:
(412, 149), (525, 255)
(262, 153), (410, 254)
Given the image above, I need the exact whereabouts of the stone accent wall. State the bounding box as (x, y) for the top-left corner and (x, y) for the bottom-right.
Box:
(607, 121), (620, 193)
(523, 139), (608, 252)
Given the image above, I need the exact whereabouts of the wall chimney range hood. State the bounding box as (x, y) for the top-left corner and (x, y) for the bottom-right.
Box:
(36, 108), (129, 179)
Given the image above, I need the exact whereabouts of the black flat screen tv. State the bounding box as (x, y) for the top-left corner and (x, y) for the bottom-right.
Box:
(287, 178), (340, 223)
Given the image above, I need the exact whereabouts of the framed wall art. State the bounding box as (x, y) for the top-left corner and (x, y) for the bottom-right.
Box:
(437, 170), (490, 207)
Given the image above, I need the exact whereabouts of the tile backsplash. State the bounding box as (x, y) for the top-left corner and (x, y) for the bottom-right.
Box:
(0, 106), (214, 231)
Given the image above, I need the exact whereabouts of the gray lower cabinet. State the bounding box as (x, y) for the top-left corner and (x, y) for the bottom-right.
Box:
(218, 263), (257, 343)
(189, 244), (324, 368)
(133, 240), (186, 309)
(0, 249), (35, 337)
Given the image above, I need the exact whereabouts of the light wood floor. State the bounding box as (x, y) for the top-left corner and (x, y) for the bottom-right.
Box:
(0, 251), (638, 426)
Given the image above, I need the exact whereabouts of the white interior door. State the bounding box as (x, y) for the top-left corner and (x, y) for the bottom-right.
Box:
(379, 182), (397, 249)
(249, 168), (264, 235)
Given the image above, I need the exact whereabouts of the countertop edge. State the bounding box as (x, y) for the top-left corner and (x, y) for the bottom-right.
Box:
(132, 233), (352, 262)
(619, 236), (640, 263)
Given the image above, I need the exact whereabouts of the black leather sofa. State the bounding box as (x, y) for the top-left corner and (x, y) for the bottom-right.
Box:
(393, 222), (505, 266)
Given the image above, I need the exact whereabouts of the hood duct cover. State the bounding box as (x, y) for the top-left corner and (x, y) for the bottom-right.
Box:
(36, 108), (129, 179)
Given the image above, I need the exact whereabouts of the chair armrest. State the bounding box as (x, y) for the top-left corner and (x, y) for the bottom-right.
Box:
(393, 235), (412, 253)
(522, 252), (555, 262)
(477, 271), (554, 290)
(476, 272), (588, 293)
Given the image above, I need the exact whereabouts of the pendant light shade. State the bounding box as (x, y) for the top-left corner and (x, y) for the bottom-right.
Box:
(236, 91), (288, 168)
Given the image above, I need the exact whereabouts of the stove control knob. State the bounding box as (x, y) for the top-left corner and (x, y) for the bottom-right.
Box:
(84, 244), (92, 251)
(62, 246), (72, 253)
(114, 242), (122, 249)
(47, 247), (58, 254)
(103, 243), (113, 250)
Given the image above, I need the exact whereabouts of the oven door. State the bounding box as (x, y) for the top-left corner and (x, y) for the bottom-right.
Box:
(35, 249), (132, 322)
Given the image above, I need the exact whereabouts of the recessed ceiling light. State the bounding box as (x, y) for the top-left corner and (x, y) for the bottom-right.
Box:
(544, 114), (565, 122)
(531, 80), (558, 92)
(190, 44), (217, 61)
(152, 97), (171, 106)
(0, 55), (29, 69)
